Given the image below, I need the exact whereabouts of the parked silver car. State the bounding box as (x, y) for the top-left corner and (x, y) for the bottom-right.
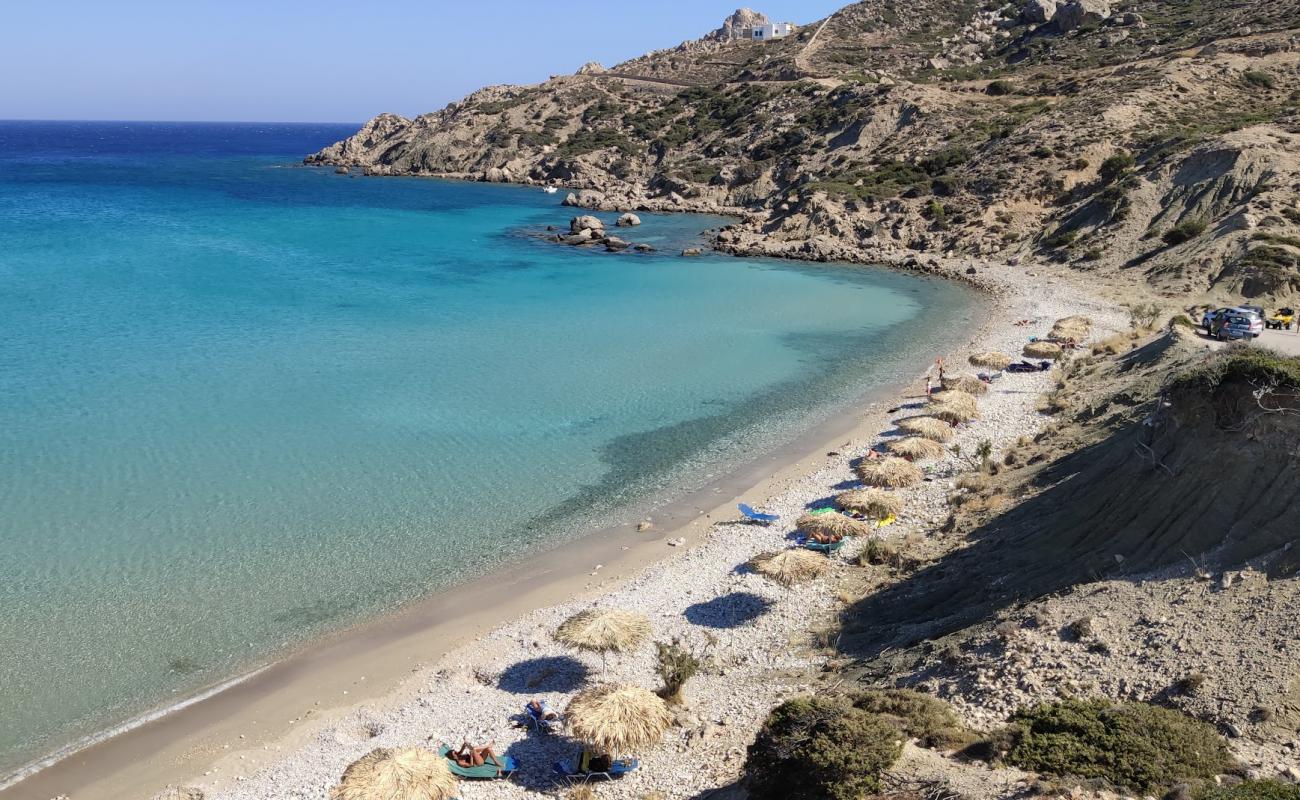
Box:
(1213, 313), (1262, 340)
(1203, 306), (1262, 338)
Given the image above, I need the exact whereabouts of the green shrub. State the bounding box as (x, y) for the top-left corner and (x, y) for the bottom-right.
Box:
(1164, 219), (1209, 245)
(986, 79), (1014, 96)
(1200, 780), (1300, 799)
(1099, 151), (1136, 183)
(1001, 699), (1232, 793)
(1082, 248), (1103, 261)
(1127, 302), (1161, 330)
(1243, 70), (1277, 90)
(849, 689), (974, 749)
(1045, 229), (1078, 248)
(1174, 350), (1300, 393)
(654, 638), (703, 704)
(746, 696), (903, 800)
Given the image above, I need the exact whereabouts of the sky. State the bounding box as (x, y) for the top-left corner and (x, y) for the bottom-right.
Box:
(0, 1), (844, 123)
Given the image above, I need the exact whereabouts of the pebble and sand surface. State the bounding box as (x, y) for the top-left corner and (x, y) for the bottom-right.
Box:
(203, 272), (1125, 800)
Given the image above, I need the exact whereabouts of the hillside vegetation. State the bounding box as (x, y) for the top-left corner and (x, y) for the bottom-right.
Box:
(308, 2), (1300, 300)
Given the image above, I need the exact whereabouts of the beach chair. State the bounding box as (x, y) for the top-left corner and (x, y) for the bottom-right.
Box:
(438, 744), (518, 779)
(796, 534), (845, 554)
(552, 755), (639, 783)
(738, 503), (778, 525)
(524, 700), (562, 733)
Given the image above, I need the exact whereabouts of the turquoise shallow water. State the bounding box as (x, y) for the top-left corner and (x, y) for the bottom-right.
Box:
(0, 121), (975, 778)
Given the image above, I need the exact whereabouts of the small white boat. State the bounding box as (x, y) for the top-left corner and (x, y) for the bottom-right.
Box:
(543, 186), (559, 194)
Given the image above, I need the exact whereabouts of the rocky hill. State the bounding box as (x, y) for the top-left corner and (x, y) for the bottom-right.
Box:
(307, 0), (1300, 301)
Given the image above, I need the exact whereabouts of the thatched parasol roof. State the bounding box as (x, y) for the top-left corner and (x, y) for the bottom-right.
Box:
(749, 549), (829, 586)
(153, 788), (204, 800)
(796, 511), (873, 539)
(856, 456), (923, 488)
(1024, 341), (1063, 360)
(969, 351), (1014, 369)
(886, 436), (946, 461)
(556, 609), (651, 655)
(1050, 322), (1088, 341)
(332, 748), (456, 800)
(929, 404), (976, 425)
(835, 488), (902, 520)
(897, 416), (954, 443)
(566, 684), (672, 753)
(929, 390), (979, 418)
(941, 375), (989, 395)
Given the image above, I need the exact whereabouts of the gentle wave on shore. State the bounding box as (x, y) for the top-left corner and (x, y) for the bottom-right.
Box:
(0, 120), (975, 781)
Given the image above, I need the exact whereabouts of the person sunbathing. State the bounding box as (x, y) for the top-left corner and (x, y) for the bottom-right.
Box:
(580, 750), (614, 774)
(449, 741), (500, 768)
(528, 699), (559, 724)
(806, 529), (842, 544)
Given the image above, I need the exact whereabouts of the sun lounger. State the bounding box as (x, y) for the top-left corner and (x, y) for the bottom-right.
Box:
(525, 700), (562, 733)
(438, 745), (517, 779)
(552, 756), (638, 783)
(796, 534), (845, 554)
(738, 503), (778, 524)
(1006, 360), (1051, 373)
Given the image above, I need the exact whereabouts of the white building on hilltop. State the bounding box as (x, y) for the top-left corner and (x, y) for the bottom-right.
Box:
(712, 9), (797, 42)
(743, 21), (797, 40)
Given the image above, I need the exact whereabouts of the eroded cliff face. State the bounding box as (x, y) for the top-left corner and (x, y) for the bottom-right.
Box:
(308, 0), (1300, 301)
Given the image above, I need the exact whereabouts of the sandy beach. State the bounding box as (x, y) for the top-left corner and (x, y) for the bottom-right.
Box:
(5, 261), (1122, 800)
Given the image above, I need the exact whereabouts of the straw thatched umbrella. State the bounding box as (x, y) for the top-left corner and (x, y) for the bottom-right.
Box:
(897, 416), (954, 443)
(153, 788), (204, 800)
(835, 488), (902, 520)
(929, 390), (979, 418)
(796, 511), (873, 539)
(886, 436), (946, 461)
(749, 549), (829, 586)
(556, 608), (651, 669)
(566, 684), (673, 755)
(856, 456), (923, 488)
(969, 351), (1013, 370)
(1024, 341), (1063, 360)
(941, 375), (989, 395)
(1050, 321), (1089, 340)
(929, 404), (976, 425)
(332, 748), (456, 800)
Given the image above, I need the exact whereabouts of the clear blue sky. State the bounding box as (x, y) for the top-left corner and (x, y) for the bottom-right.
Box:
(1, 1), (844, 123)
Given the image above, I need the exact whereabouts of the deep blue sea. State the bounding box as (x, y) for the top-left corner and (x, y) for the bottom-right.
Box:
(0, 120), (975, 780)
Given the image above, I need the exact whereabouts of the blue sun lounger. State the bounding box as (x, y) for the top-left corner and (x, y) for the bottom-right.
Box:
(525, 700), (562, 733)
(796, 534), (845, 554)
(553, 755), (639, 783)
(738, 503), (779, 525)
